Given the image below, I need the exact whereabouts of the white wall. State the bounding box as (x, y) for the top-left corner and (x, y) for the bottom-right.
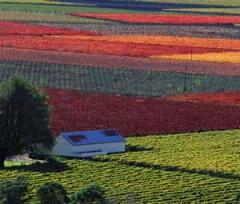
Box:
(49, 136), (125, 157)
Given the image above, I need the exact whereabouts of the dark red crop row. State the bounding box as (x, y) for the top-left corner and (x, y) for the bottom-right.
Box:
(0, 21), (96, 36)
(47, 88), (240, 137)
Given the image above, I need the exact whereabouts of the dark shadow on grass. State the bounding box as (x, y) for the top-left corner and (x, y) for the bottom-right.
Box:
(126, 144), (154, 152)
(4, 159), (70, 173)
(91, 157), (240, 180)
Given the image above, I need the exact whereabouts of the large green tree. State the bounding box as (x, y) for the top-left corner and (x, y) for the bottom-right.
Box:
(0, 77), (55, 168)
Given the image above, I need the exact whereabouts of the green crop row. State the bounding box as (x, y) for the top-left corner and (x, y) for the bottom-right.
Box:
(1, 60), (240, 97)
(164, 8), (240, 16)
(0, 2), (141, 14)
(0, 11), (109, 23)
(1, 0), (64, 4)
(42, 22), (240, 39)
(1, 130), (240, 203)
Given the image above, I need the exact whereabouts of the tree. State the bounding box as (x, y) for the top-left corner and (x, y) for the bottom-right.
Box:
(0, 175), (28, 204)
(0, 77), (55, 168)
(37, 182), (69, 204)
(70, 184), (108, 204)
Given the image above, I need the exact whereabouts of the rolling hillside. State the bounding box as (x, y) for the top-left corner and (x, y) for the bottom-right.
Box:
(1, 130), (240, 203)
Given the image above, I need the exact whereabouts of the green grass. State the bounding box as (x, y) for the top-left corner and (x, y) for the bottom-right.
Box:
(5, 160), (31, 167)
(0, 2), (142, 14)
(1, 0), (60, 3)
(0, 11), (109, 23)
(1, 130), (240, 203)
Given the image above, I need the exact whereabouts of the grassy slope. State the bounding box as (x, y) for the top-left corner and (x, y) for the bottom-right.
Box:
(1, 130), (240, 203)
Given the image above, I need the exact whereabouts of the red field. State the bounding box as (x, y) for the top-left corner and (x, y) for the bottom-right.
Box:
(47, 88), (240, 136)
(168, 91), (240, 106)
(71, 13), (240, 24)
(0, 21), (96, 36)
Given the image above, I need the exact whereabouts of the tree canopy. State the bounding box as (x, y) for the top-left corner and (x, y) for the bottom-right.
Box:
(0, 77), (54, 168)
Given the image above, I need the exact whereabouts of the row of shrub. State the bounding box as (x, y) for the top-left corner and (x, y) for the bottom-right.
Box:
(0, 176), (109, 204)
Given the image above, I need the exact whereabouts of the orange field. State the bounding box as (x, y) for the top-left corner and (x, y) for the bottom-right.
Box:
(52, 35), (240, 50)
(151, 52), (240, 64)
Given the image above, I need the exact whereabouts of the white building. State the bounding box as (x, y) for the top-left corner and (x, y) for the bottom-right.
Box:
(48, 129), (125, 158)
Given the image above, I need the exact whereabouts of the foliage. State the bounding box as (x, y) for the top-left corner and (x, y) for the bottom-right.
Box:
(0, 175), (28, 204)
(1, 0), (240, 203)
(0, 130), (240, 203)
(0, 77), (54, 168)
(236, 193), (240, 204)
(37, 182), (69, 204)
(70, 184), (107, 204)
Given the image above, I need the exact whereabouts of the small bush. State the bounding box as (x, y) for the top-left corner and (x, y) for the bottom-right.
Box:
(37, 182), (69, 204)
(70, 184), (108, 204)
(0, 175), (28, 204)
(237, 193), (240, 204)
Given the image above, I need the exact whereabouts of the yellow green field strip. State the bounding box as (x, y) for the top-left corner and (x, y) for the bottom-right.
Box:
(0, 0), (73, 4)
(0, 11), (108, 23)
(101, 130), (240, 176)
(164, 8), (240, 15)
(2, 0), (53, 3)
(151, 52), (240, 64)
(0, 3), (141, 14)
(136, 0), (240, 7)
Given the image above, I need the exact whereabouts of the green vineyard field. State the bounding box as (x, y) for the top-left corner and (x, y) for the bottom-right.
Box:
(1, 130), (240, 203)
